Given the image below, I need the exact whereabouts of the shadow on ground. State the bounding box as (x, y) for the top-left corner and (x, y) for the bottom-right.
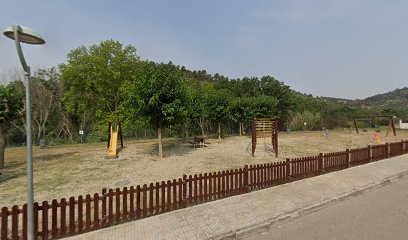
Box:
(34, 151), (79, 161)
(0, 169), (26, 185)
(143, 140), (202, 158)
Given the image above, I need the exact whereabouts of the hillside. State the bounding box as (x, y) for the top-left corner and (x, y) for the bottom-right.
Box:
(359, 87), (408, 110)
(295, 87), (408, 111)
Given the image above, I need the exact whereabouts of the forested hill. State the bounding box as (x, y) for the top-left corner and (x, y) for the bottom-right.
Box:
(358, 87), (408, 110)
(295, 87), (408, 111)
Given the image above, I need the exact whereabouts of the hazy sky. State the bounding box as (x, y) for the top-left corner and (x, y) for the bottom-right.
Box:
(1, 0), (407, 99)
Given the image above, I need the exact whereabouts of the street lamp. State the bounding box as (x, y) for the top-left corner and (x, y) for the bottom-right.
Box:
(3, 24), (45, 240)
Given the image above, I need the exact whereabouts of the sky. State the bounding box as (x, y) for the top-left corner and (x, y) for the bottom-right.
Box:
(1, 0), (407, 100)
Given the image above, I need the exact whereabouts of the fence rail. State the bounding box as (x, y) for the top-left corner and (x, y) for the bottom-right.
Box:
(1, 140), (407, 240)
(349, 147), (370, 167)
(371, 143), (388, 161)
(290, 155), (321, 180)
(323, 151), (349, 173)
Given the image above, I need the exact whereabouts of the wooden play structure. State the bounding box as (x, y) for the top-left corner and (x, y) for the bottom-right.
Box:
(107, 122), (124, 158)
(352, 116), (396, 136)
(251, 118), (278, 157)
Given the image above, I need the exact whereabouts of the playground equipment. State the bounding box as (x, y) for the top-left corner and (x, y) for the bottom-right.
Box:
(251, 118), (278, 157)
(352, 116), (396, 136)
(373, 132), (382, 143)
(107, 122), (124, 158)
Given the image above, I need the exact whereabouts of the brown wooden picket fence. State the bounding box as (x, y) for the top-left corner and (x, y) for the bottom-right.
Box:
(323, 151), (349, 173)
(290, 155), (321, 180)
(371, 143), (389, 161)
(2, 140), (408, 240)
(349, 147), (370, 167)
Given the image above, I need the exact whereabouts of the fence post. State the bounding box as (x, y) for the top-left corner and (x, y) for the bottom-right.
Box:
(385, 142), (390, 158)
(346, 149), (350, 168)
(251, 120), (256, 157)
(285, 158), (291, 182)
(318, 153), (323, 175)
(101, 188), (107, 228)
(368, 145), (372, 162)
(182, 174), (187, 208)
(243, 165), (248, 193)
(401, 140), (405, 155)
(1, 207), (7, 240)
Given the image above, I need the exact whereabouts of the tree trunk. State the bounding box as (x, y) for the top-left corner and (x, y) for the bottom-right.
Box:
(198, 118), (205, 137)
(158, 123), (163, 159)
(0, 127), (7, 169)
(218, 123), (221, 139)
(36, 120), (42, 145)
(182, 123), (188, 141)
(239, 121), (242, 137)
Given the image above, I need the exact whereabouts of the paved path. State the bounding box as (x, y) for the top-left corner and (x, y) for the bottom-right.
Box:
(246, 173), (408, 240)
(67, 155), (408, 240)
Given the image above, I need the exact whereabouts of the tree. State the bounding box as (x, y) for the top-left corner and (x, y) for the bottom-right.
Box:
(187, 81), (211, 137)
(206, 88), (232, 139)
(31, 68), (59, 144)
(59, 40), (139, 138)
(0, 83), (24, 168)
(289, 111), (321, 131)
(230, 97), (252, 136)
(259, 76), (296, 124)
(126, 61), (189, 158)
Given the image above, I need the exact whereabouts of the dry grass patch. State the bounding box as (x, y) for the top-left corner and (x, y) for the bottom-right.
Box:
(1, 129), (408, 207)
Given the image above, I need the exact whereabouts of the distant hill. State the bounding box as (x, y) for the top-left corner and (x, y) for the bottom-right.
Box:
(294, 87), (408, 110)
(359, 87), (408, 110)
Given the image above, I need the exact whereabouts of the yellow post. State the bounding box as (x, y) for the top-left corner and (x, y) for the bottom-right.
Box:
(108, 126), (118, 157)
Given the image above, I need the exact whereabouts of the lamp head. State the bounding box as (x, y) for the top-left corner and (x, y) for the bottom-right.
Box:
(3, 25), (45, 45)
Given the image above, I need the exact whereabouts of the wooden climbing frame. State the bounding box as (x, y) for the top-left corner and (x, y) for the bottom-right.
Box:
(251, 118), (278, 157)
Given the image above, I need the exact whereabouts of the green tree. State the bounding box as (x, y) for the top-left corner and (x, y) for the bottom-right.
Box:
(259, 76), (296, 122)
(59, 40), (139, 137)
(206, 88), (232, 139)
(126, 61), (189, 158)
(250, 95), (279, 118)
(0, 83), (24, 168)
(187, 82), (208, 137)
(289, 111), (321, 131)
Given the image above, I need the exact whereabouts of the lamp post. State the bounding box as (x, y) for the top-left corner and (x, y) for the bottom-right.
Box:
(3, 24), (45, 240)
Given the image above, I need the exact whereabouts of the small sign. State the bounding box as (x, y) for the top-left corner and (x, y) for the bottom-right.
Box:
(79, 130), (84, 135)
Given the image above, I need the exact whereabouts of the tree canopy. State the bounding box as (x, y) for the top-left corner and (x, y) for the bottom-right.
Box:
(3, 39), (406, 160)
(125, 61), (189, 158)
(0, 83), (24, 168)
(59, 40), (140, 127)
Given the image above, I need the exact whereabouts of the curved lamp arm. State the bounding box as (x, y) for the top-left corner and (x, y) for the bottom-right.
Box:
(13, 25), (30, 75)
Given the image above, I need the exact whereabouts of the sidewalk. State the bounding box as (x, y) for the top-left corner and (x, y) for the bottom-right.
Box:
(67, 155), (408, 240)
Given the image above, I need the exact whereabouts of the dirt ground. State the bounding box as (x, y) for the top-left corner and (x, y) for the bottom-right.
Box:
(1, 129), (408, 208)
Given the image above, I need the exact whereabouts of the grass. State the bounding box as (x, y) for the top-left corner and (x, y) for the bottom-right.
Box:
(1, 128), (408, 208)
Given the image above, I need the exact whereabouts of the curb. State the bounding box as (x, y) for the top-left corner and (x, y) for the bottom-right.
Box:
(211, 170), (408, 240)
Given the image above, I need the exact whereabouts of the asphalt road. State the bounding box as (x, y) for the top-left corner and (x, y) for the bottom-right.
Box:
(245, 175), (408, 240)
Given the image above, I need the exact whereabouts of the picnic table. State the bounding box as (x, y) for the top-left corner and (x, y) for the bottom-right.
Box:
(189, 137), (207, 148)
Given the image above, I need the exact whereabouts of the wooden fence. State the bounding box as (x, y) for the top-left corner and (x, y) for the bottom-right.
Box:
(349, 147), (370, 167)
(323, 151), (348, 173)
(1, 140), (408, 240)
(290, 155), (321, 180)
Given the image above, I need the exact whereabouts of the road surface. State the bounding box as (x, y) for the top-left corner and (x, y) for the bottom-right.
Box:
(245, 175), (408, 240)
